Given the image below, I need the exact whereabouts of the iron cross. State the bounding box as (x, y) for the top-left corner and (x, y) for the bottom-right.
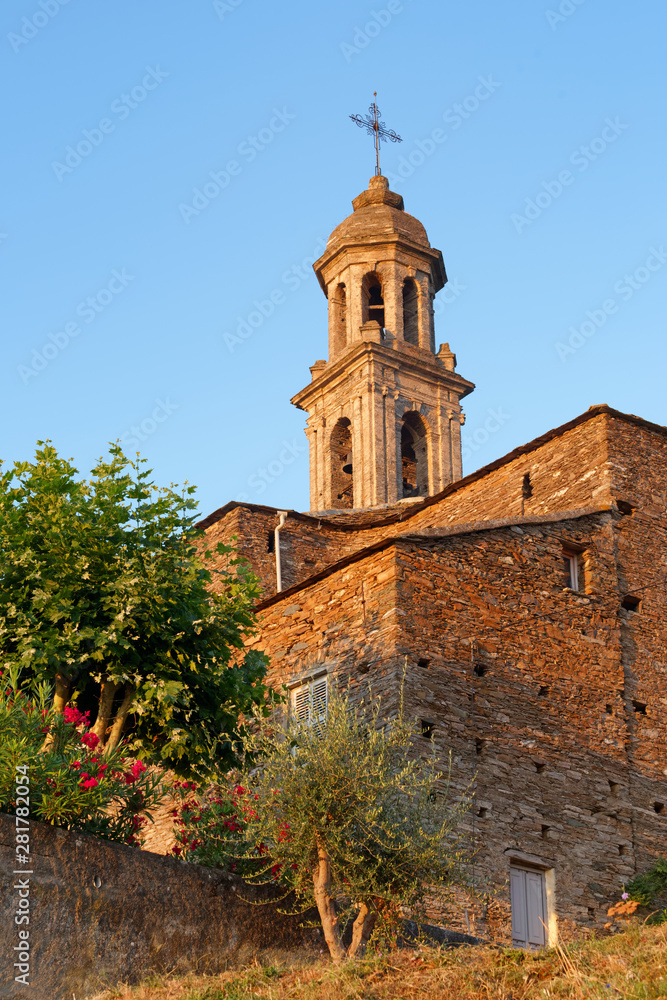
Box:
(349, 93), (402, 176)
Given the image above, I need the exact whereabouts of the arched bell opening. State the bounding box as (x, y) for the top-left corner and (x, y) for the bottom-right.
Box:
(402, 278), (419, 346)
(401, 411), (429, 498)
(361, 272), (385, 333)
(331, 283), (347, 355)
(330, 418), (353, 509)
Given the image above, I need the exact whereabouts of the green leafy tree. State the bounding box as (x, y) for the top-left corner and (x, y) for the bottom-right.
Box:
(0, 441), (274, 779)
(176, 685), (470, 963)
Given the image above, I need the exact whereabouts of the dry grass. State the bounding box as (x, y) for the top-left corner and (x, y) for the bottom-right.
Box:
(93, 923), (667, 1000)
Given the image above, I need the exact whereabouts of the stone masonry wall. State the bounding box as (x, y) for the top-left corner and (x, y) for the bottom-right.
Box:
(602, 418), (667, 873)
(0, 815), (315, 1000)
(201, 409), (616, 600)
(249, 509), (667, 938)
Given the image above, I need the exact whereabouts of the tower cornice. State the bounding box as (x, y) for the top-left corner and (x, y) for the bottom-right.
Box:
(313, 233), (447, 294)
(291, 339), (474, 412)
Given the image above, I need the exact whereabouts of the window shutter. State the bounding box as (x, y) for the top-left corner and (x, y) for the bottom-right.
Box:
(312, 677), (328, 724)
(510, 865), (547, 948)
(510, 868), (528, 946)
(526, 871), (547, 947)
(292, 685), (310, 724)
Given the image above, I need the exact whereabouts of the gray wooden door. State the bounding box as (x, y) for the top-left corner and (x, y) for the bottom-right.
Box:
(510, 866), (547, 948)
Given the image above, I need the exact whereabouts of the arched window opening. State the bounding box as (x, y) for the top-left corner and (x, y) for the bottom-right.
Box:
(330, 418), (353, 509)
(331, 283), (347, 355)
(401, 412), (429, 498)
(362, 273), (385, 332)
(402, 279), (419, 346)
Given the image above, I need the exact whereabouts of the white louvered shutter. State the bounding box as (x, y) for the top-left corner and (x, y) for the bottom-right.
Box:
(292, 685), (310, 725)
(312, 677), (328, 726)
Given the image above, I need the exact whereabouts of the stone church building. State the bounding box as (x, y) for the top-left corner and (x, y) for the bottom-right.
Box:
(198, 174), (667, 946)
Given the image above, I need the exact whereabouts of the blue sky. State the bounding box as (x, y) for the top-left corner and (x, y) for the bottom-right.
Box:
(2, 0), (665, 517)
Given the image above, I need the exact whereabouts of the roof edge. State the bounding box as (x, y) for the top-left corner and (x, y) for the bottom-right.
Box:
(254, 506), (612, 612)
(198, 404), (667, 534)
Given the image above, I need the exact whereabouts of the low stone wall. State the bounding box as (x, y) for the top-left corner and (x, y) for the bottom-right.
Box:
(0, 814), (315, 1000)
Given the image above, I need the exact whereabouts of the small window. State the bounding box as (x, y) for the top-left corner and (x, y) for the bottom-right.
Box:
(587, 907), (595, 922)
(541, 825), (550, 840)
(622, 595), (641, 613)
(477, 806), (488, 818)
(267, 531), (275, 553)
(475, 738), (485, 756)
(291, 675), (328, 729)
(538, 685), (549, 697)
(654, 802), (665, 815)
(522, 473), (533, 499)
(617, 500), (634, 515)
(609, 780), (620, 795)
(618, 844), (627, 856)
(632, 700), (647, 716)
(473, 662), (487, 678)
(420, 719), (435, 739)
(534, 761), (546, 774)
(605, 704), (613, 714)
(418, 657), (431, 668)
(563, 548), (584, 591)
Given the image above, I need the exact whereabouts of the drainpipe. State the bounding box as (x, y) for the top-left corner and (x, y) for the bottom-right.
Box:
(274, 511), (288, 592)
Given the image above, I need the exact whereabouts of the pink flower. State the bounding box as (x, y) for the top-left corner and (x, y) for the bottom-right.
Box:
(622, 892), (629, 900)
(64, 706), (90, 728)
(122, 761), (147, 785)
(80, 731), (100, 750)
(80, 777), (99, 789)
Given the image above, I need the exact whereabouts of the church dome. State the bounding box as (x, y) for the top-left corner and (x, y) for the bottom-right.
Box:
(326, 175), (431, 250)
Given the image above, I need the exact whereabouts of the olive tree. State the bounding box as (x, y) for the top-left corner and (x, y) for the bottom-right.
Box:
(235, 684), (469, 962)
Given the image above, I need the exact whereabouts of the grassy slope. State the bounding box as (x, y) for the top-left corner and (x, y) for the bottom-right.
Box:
(94, 924), (667, 1000)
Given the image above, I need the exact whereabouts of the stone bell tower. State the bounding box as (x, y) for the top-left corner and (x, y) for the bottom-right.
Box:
(291, 175), (474, 512)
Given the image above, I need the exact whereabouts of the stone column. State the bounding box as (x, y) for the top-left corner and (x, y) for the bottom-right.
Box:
(387, 391), (401, 503)
(383, 260), (404, 343)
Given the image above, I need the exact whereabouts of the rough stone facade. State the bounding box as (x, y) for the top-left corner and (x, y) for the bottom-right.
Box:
(193, 173), (667, 945)
(0, 814), (316, 1000)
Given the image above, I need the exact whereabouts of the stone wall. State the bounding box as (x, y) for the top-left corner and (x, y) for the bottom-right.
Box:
(0, 815), (315, 1000)
(247, 508), (667, 938)
(200, 407), (621, 600)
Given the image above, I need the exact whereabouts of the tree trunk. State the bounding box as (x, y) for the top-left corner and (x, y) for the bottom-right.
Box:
(105, 683), (135, 754)
(347, 901), (377, 959)
(313, 839), (346, 963)
(91, 677), (120, 743)
(41, 672), (71, 750)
